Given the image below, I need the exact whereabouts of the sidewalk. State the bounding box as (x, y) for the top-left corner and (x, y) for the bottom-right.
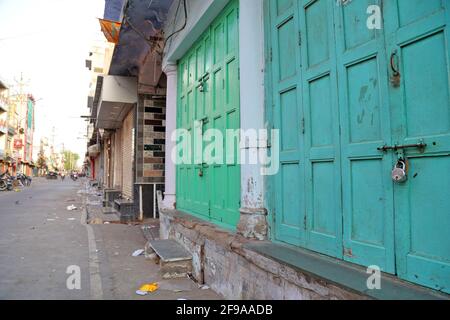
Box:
(81, 181), (222, 300)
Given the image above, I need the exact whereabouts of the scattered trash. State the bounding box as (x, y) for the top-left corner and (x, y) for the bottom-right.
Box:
(14, 189), (21, 192)
(132, 249), (145, 257)
(66, 205), (77, 211)
(67, 218), (76, 221)
(136, 283), (159, 296)
(199, 285), (210, 290)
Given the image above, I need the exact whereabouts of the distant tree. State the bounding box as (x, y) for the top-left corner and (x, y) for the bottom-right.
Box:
(37, 151), (47, 169)
(63, 151), (80, 171)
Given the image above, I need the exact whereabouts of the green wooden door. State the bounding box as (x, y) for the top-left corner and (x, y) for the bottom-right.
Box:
(177, 0), (240, 228)
(268, 0), (450, 293)
(384, 0), (450, 293)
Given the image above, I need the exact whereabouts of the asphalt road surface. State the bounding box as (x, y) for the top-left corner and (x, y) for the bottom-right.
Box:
(0, 178), (221, 300)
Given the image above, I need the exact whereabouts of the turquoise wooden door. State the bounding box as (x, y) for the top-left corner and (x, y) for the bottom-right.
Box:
(335, 0), (396, 274)
(268, 0), (449, 293)
(384, 0), (450, 293)
(269, 0), (394, 264)
(269, 0), (305, 247)
(177, 0), (240, 229)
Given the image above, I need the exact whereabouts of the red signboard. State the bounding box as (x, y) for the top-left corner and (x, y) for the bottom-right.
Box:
(14, 139), (23, 149)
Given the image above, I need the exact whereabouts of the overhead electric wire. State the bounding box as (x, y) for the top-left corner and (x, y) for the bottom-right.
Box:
(163, 0), (187, 49)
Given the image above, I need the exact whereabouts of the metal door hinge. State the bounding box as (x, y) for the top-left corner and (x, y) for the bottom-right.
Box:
(298, 32), (302, 46)
(301, 118), (305, 134)
(269, 47), (273, 62)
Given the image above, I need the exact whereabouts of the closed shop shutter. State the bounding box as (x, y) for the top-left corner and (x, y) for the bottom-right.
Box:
(113, 128), (123, 189)
(121, 108), (135, 199)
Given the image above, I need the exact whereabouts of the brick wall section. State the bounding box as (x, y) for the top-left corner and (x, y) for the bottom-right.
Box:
(136, 94), (166, 184)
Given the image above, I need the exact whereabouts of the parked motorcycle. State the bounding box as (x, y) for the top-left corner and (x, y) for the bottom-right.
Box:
(0, 171), (13, 191)
(16, 173), (32, 187)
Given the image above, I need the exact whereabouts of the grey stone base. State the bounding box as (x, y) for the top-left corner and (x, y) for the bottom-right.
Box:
(159, 210), (367, 300)
(114, 199), (138, 223)
(103, 189), (121, 208)
(237, 208), (268, 241)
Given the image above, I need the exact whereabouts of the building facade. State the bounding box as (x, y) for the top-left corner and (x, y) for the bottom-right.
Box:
(0, 79), (35, 176)
(86, 0), (168, 221)
(0, 80), (9, 172)
(87, 0), (450, 299)
(157, 0), (450, 299)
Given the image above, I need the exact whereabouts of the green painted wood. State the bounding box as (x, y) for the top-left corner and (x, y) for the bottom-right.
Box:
(177, 0), (240, 228)
(384, 0), (450, 294)
(266, 0), (449, 293)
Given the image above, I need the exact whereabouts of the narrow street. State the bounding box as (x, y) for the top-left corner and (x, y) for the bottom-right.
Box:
(0, 178), (220, 300)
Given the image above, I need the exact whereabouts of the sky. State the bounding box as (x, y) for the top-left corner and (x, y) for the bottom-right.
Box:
(0, 0), (105, 166)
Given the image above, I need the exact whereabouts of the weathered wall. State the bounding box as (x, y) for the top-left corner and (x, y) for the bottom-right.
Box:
(160, 210), (366, 300)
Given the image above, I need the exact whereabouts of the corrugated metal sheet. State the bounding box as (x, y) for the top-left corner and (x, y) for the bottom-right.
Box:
(113, 128), (123, 189)
(121, 109), (134, 199)
(104, 0), (126, 22)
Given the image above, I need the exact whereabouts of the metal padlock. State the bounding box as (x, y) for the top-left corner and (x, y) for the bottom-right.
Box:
(392, 159), (407, 183)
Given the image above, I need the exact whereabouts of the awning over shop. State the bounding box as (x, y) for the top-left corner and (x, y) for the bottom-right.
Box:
(88, 144), (101, 157)
(96, 75), (137, 129)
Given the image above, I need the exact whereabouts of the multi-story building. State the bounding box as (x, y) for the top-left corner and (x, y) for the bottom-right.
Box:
(0, 79), (9, 172)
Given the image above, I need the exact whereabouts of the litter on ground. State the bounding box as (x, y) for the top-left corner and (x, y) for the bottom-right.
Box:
(136, 283), (159, 296)
(66, 205), (77, 211)
(132, 249), (145, 257)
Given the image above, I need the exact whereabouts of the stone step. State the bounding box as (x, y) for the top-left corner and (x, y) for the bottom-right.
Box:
(102, 207), (118, 215)
(148, 239), (192, 279)
(114, 199), (137, 222)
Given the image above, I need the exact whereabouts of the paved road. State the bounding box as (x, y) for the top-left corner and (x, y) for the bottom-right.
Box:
(0, 178), (221, 300)
(0, 178), (89, 299)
